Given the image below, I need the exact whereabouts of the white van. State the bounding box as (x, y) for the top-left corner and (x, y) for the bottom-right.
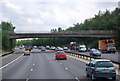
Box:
(78, 45), (87, 52)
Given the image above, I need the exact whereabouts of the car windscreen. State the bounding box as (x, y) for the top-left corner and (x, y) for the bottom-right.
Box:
(96, 61), (114, 67)
(107, 44), (114, 47)
(93, 50), (100, 53)
(56, 52), (65, 54)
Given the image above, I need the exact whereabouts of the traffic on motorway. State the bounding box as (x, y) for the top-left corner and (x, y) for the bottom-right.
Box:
(1, 45), (119, 81)
(1, 0), (120, 80)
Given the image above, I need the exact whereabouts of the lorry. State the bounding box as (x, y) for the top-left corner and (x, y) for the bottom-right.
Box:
(98, 39), (116, 53)
(70, 42), (78, 50)
(25, 45), (32, 51)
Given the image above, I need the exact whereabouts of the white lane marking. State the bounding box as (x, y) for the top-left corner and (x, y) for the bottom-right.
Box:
(31, 68), (33, 71)
(65, 68), (68, 70)
(60, 63), (62, 64)
(33, 63), (35, 66)
(75, 77), (80, 81)
(0, 53), (24, 70)
(26, 78), (29, 81)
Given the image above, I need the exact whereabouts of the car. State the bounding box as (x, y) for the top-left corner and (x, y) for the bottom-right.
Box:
(56, 47), (63, 51)
(89, 49), (101, 57)
(51, 46), (56, 50)
(41, 47), (46, 51)
(55, 51), (67, 60)
(78, 45), (87, 52)
(55, 47), (60, 51)
(19, 46), (24, 49)
(46, 45), (50, 49)
(33, 46), (37, 49)
(86, 59), (116, 80)
(63, 47), (68, 50)
(24, 50), (30, 55)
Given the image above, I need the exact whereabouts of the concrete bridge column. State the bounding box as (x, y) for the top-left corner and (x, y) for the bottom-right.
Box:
(10, 39), (13, 51)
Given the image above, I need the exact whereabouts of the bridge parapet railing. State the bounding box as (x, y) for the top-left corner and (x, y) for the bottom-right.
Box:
(52, 30), (116, 34)
(8, 30), (116, 35)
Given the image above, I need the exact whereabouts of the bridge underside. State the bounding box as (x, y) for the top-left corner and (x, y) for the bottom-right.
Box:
(9, 33), (114, 39)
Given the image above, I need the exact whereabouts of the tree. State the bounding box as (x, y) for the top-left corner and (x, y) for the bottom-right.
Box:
(1, 21), (15, 51)
(58, 27), (62, 32)
(17, 8), (119, 52)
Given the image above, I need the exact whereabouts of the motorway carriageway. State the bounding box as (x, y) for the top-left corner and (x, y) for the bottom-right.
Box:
(68, 50), (119, 63)
(0, 49), (120, 81)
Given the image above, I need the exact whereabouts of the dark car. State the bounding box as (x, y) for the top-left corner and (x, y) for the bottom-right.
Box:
(89, 49), (101, 57)
(86, 59), (116, 80)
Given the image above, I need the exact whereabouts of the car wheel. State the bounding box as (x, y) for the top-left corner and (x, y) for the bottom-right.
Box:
(91, 74), (95, 81)
(113, 51), (116, 54)
(86, 73), (89, 77)
(112, 77), (116, 80)
(65, 58), (67, 60)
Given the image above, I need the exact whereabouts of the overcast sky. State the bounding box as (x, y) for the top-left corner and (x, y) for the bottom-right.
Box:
(0, 0), (119, 33)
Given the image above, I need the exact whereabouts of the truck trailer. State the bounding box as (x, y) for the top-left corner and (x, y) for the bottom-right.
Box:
(70, 42), (78, 50)
(98, 39), (116, 53)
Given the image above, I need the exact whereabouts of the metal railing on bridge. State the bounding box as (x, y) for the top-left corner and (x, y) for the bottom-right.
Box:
(9, 30), (116, 34)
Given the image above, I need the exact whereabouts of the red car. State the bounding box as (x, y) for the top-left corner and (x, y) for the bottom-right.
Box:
(55, 51), (67, 60)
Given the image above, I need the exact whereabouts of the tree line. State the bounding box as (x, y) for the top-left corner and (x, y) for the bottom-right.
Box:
(51, 8), (119, 32)
(2, 8), (119, 50)
(17, 8), (120, 49)
(0, 22), (15, 51)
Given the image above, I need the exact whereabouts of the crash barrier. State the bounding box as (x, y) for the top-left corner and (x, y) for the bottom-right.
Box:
(0, 51), (14, 57)
(65, 51), (120, 65)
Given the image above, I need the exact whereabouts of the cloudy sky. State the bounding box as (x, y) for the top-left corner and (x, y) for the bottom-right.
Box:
(0, 0), (119, 33)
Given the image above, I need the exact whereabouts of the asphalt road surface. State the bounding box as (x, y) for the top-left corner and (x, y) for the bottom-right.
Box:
(1, 49), (120, 81)
(68, 50), (119, 63)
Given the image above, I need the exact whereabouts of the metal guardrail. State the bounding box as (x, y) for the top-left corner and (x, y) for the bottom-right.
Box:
(0, 51), (14, 57)
(8, 30), (116, 34)
(65, 51), (120, 65)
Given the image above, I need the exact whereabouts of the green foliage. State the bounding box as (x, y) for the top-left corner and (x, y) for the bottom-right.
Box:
(0, 30), (2, 50)
(1, 21), (15, 51)
(114, 8), (120, 51)
(2, 31), (10, 50)
(17, 8), (119, 49)
(2, 21), (15, 31)
(66, 9), (119, 30)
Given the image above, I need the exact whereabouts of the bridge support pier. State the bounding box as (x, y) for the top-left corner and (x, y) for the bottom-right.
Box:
(10, 39), (13, 51)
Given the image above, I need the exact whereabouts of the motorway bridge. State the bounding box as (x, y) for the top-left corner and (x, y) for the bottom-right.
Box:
(9, 30), (116, 39)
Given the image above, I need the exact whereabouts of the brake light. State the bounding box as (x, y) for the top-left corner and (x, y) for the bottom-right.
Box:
(113, 68), (116, 72)
(94, 68), (98, 72)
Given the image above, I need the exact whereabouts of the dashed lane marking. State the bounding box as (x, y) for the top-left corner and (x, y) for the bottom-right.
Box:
(31, 68), (33, 71)
(75, 77), (80, 81)
(33, 63), (35, 66)
(0, 53), (24, 70)
(26, 78), (29, 81)
(65, 68), (68, 70)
